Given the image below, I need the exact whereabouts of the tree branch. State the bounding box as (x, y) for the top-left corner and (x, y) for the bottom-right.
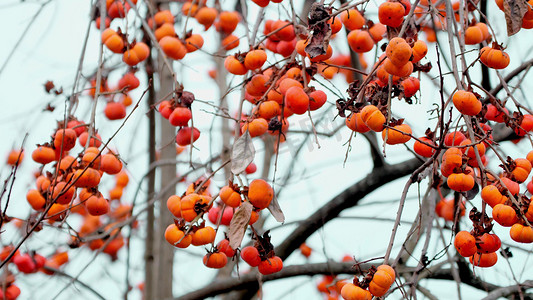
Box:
(275, 157), (423, 261)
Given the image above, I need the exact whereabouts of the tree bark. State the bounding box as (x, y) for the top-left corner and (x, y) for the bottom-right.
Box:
(153, 44), (176, 300)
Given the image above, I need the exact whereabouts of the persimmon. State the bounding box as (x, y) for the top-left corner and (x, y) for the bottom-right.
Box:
(154, 23), (176, 41)
(401, 77), (420, 97)
(383, 58), (413, 77)
(411, 40), (428, 63)
(454, 231), (477, 257)
(478, 233), (501, 253)
(435, 197), (465, 221)
(492, 204), (518, 227)
(54, 128), (78, 151)
(185, 34), (204, 53)
(501, 177), (520, 195)
(452, 90), (481, 116)
(104, 102), (127, 120)
(203, 252), (227, 268)
(345, 113), (370, 133)
(108, 1), (130, 19)
(340, 9), (365, 31)
(361, 105), (386, 132)
(85, 195), (110, 216)
(51, 181), (75, 205)
(485, 104), (507, 123)
(511, 158), (532, 183)
(26, 189), (46, 210)
(413, 137), (435, 157)
(180, 193), (211, 221)
(378, 1), (405, 27)
(220, 186), (241, 207)
(481, 185), (506, 207)
(248, 179), (274, 209)
(329, 15), (343, 34)
(369, 23), (387, 43)
(278, 78), (303, 95)
(100, 153), (122, 174)
(464, 25), (484, 45)
(480, 46), (510, 69)
(154, 10), (174, 27)
(191, 226), (216, 246)
(4, 150), (23, 169)
(272, 20), (296, 41)
(347, 30), (374, 53)
(169, 107), (192, 127)
(309, 90), (327, 111)
(160, 36), (187, 60)
(515, 114), (533, 136)
(341, 283), (372, 300)
(309, 44), (333, 62)
(258, 256), (283, 275)
(118, 72), (140, 91)
(470, 252), (497, 268)
(122, 42), (150, 66)
(70, 168), (101, 188)
(165, 224), (192, 248)
(79, 132), (102, 148)
(299, 243), (312, 258)
(241, 118), (268, 137)
(195, 7), (217, 30)
(175, 127), (201, 146)
(369, 268), (394, 297)
(444, 131), (466, 146)
(102, 28), (124, 53)
(285, 86), (309, 115)
(217, 239), (236, 257)
(241, 246), (261, 267)
(217, 11), (240, 34)
(386, 37), (412, 67)
(46, 203), (67, 222)
(459, 139), (486, 159)
(256, 101), (280, 119)
(510, 223), (533, 243)
(382, 124), (412, 145)
(246, 74), (270, 96)
(181, 2), (198, 16)
(276, 39), (297, 57)
(224, 55), (247, 75)
(447, 173), (475, 192)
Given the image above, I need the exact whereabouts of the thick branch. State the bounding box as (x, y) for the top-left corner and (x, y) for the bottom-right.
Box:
(490, 57), (533, 96)
(176, 262), (370, 300)
(275, 157), (423, 261)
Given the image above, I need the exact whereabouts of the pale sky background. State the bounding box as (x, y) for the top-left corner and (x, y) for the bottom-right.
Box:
(0, 0), (533, 299)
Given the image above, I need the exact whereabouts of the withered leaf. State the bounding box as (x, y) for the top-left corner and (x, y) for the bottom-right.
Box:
(464, 182), (479, 200)
(305, 3), (332, 58)
(228, 201), (253, 249)
(503, 0), (528, 36)
(231, 130), (255, 174)
(44, 81), (55, 93)
(267, 195), (284, 223)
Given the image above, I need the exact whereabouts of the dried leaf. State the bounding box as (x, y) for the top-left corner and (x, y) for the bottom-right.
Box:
(228, 201), (253, 249)
(305, 3), (332, 58)
(231, 131), (255, 174)
(464, 182), (479, 200)
(503, 0), (528, 36)
(44, 80), (55, 93)
(267, 195), (285, 223)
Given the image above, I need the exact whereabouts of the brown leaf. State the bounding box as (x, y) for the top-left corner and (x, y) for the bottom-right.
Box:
(231, 131), (255, 174)
(267, 195), (284, 223)
(503, 0), (529, 36)
(44, 80), (55, 93)
(228, 201), (253, 249)
(305, 3), (332, 58)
